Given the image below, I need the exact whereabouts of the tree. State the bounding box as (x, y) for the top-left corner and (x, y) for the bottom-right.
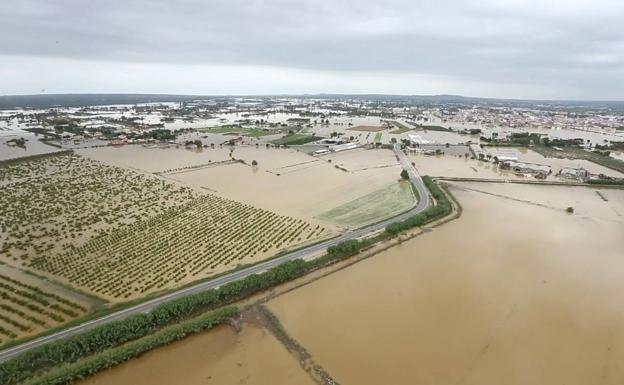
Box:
(251, 160), (258, 167)
(400, 169), (409, 180)
(566, 206), (574, 214)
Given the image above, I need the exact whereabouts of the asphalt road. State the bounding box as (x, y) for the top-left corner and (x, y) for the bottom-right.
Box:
(0, 144), (431, 363)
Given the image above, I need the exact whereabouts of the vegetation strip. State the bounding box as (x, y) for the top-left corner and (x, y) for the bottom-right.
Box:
(1, 176), (452, 385)
(0, 150), (73, 166)
(0, 259), (323, 385)
(254, 305), (340, 385)
(23, 307), (238, 385)
(271, 134), (322, 145)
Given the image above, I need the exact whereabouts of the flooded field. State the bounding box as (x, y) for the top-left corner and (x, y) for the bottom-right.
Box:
(80, 324), (314, 385)
(0, 134), (61, 161)
(161, 147), (400, 221)
(409, 147), (624, 180)
(269, 182), (624, 385)
(0, 264), (94, 344)
(518, 148), (624, 178)
(76, 145), (232, 173)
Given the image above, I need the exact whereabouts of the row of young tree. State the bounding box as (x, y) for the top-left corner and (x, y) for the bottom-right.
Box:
(0, 259), (309, 385)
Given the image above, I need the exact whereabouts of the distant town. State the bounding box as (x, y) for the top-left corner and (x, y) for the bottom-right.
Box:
(1, 94), (624, 385)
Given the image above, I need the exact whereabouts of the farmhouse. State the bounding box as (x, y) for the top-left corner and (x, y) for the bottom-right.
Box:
(331, 142), (358, 152)
(408, 134), (432, 146)
(488, 148), (519, 162)
(559, 167), (589, 180)
(502, 160), (551, 178)
(469, 143), (487, 159)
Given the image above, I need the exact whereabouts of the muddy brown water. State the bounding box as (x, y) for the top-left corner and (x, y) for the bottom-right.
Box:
(80, 183), (624, 385)
(79, 324), (314, 385)
(269, 183), (624, 385)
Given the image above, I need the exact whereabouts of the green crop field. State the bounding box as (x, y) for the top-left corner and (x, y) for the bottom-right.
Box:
(200, 126), (278, 138)
(388, 121), (412, 134)
(318, 182), (417, 229)
(271, 134), (322, 145)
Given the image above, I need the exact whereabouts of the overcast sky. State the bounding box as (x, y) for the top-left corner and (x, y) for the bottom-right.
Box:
(1, 0), (623, 100)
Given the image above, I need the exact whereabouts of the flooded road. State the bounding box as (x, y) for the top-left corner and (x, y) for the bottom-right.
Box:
(269, 183), (624, 385)
(80, 324), (314, 385)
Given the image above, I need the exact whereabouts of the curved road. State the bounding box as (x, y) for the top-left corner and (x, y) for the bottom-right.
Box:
(0, 144), (430, 363)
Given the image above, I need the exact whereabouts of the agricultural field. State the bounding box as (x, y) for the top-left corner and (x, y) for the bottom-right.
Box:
(388, 121), (412, 134)
(167, 147), (401, 220)
(0, 154), (197, 262)
(348, 125), (385, 132)
(198, 126), (281, 138)
(77, 146), (233, 173)
(531, 145), (624, 174)
(318, 181), (417, 229)
(408, 148), (624, 180)
(1, 153), (329, 302)
(270, 133), (321, 146)
(0, 267), (91, 344)
(34, 194), (327, 299)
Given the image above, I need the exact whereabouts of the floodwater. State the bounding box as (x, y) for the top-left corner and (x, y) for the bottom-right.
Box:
(269, 183), (624, 385)
(80, 324), (314, 385)
(0, 133), (61, 161)
(409, 147), (624, 180)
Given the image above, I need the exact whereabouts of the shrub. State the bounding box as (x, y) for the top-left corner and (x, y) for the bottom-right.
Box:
(23, 307), (238, 385)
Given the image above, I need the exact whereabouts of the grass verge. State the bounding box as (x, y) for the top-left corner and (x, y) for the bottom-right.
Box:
(318, 182), (417, 228)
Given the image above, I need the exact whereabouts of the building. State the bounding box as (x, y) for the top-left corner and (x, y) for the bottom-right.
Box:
(469, 143), (487, 159)
(408, 134), (432, 146)
(502, 160), (551, 178)
(559, 167), (589, 179)
(488, 148), (519, 162)
(331, 142), (358, 152)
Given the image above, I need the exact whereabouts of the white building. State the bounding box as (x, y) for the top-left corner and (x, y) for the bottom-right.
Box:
(408, 134), (432, 145)
(488, 148), (519, 162)
(331, 142), (358, 152)
(503, 161), (551, 178)
(559, 167), (589, 179)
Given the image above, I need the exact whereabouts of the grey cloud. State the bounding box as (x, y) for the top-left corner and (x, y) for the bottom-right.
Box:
(0, 0), (622, 98)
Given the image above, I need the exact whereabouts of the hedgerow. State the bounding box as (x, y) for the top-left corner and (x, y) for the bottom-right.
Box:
(23, 307), (238, 385)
